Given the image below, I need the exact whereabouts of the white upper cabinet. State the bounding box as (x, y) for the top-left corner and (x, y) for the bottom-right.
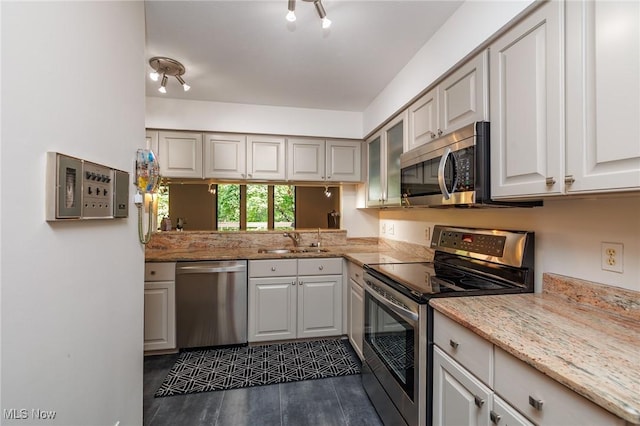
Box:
(203, 133), (247, 179)
(490, 1), (564, 198)
(367, 111), (407, 207)
(326, 140), (362, 182)
(247, 135), (286, 180)
(287, 138), (362, 182)
(158, 131), (204, 178)
(407, 51), (488, 152)
(565, 0), (640, 193)
(287, 138), (325, 181)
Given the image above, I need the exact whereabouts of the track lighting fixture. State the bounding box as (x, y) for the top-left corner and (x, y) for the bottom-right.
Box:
(324, 186), (332, 198)
(286, 0), (331, 28)
(208, 183), (216, 195)
(148, 57), (191, 94)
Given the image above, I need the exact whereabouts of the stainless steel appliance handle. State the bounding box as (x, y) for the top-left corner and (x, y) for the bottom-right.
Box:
(177, 265), (246, 274)
(365, 282), (419, 323)
(437, 147), (453, 200)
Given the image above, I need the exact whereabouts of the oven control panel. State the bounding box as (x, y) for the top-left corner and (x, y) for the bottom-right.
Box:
(435, 229), (506, 257)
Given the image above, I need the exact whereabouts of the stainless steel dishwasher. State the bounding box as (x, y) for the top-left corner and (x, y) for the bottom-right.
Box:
(175, 260), (247, 348)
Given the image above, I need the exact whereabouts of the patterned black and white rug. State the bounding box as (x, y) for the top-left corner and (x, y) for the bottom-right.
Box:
(155, 338), (361, 397)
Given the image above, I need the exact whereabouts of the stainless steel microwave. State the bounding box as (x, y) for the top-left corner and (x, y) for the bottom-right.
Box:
(400, 122), (541, 208)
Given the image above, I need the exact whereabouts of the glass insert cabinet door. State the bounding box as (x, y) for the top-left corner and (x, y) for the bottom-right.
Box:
(366, 112), (406, 207)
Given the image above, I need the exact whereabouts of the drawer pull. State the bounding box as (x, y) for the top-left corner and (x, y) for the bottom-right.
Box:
(291, 281), (295, 286)
(529, 396), (544, 411)
(150, 270), (156, 275)
(299, 281), (303, 286)
(474, 395), (485, 408)
(449, 339), (459, 349)
(271, 267), (276, 272)
(319, 265), (324, 271)
(490, 410), (501, 424)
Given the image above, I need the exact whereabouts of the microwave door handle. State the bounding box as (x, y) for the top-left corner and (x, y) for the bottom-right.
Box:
(438, 147), (453, 200)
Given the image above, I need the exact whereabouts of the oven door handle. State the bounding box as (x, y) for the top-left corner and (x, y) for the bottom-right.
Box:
(365, 284), (419, 323)
(437, 147), (454, 200)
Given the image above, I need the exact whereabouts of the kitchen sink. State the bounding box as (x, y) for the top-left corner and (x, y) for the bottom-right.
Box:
(257, 248), (328, 254)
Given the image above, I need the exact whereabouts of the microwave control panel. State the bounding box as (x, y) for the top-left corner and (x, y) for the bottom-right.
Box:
(46, 152), (129, 221)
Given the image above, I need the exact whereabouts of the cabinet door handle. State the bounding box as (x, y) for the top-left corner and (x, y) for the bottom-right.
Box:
(241, 173), (245, 178)
(474, 395), (485, 408)
(437, 129), (443, 136)
(428, 131), (436, 139)
(565, 175), (575, 185)
(529, 396), (543, 411)
(291, 281), (295, 286)
(298, 280), (303, 286)
(490, 410), (501, 424)
(545, 177), (556, 186)
(327, 175), (331, 179)
(319, 265), (324, 271)
(449, 339), (459, 349)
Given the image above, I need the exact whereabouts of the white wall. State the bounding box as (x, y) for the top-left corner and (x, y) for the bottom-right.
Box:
(1, 2), (145, 425)
(379, 195), (640, 292)
(363, 0), (534, 135)
(340, 184), (378, 237)
(146, 97), (363, 139)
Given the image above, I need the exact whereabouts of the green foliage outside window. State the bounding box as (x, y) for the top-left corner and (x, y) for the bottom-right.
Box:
(218, 184), (240, 230)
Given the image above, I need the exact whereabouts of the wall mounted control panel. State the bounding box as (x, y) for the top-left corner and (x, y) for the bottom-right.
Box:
(46, 152), (129, 221)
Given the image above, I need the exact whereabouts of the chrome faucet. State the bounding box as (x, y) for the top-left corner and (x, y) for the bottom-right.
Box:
(283, 232), (301, 247)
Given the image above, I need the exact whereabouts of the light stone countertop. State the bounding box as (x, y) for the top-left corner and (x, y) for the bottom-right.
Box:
(429, 273), (640, 424)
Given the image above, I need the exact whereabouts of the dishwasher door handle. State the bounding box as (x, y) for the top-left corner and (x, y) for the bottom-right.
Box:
(177, 265), (246, 274)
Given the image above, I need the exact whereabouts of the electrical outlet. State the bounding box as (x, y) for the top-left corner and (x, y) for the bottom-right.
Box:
(381, 223), (386, 234)
(425, 227), (431, 241)
(601, 242), (623, 273)
(387, 223), (395, 235)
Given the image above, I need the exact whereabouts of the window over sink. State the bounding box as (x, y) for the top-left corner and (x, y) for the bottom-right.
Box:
(157, 183), (340, 231)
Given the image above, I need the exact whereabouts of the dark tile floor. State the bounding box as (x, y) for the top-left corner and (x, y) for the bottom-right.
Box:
(144, 351), (384, 426)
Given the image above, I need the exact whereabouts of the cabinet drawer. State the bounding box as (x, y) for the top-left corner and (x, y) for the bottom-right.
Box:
(433, 309), (493, 386)
(494, 347), (625, 426)
(298, 258), (342, 276)
(144, 262), (176, 282)
(347, 261), (364, 286)
(249, 259), (297, 277)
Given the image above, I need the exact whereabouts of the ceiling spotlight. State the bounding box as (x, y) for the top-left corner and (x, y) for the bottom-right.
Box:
(287, 0), (331, 28)
(286, 0), (296, 22)
(158, 74), (167, 94)
(208, 183), (217, 195)
(324, 186), (332, 198)
(313, 0), (331, 28)
(148, 57), (190, 94)
(176, 75), (190, 92)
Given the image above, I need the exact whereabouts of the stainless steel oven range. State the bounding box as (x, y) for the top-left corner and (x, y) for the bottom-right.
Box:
(362, 225), (535, 426)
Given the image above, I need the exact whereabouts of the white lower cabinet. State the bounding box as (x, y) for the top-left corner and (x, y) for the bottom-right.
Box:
(433, 311), (627, 426)
(433, 346), (492, 426)
(494, 347), (625, 426)
(144, 262), (176, 352)
(248, 258), (342, 343)
(347, 261), (365, 360)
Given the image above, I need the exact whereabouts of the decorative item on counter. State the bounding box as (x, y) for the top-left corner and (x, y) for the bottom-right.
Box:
(161, 216), (172, 231)
(176, 217), (185, 231)
(328, 210), (340, 229)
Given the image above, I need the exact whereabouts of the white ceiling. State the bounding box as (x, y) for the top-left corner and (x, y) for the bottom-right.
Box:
(144, 1), (463, 112)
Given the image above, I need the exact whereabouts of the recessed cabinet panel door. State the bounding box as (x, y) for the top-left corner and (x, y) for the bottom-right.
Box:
(490, 1), (563, 198)
(159, 131), (203, 178)
(204, 133), (246, 179)
(326, 140), (362, 182)
(247, 136), (286, 180)
(248, 277), (296, 342)
(287, 138), (324, 181)
(297, 275), (342, 338)
(408, 88), (439, 151)
(144, 281), (176, 352)
(432, 347), (491, 426)
(565, 1), (640, 192)
(440, 51), (488, 135)
(367, 134), (383, 206)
